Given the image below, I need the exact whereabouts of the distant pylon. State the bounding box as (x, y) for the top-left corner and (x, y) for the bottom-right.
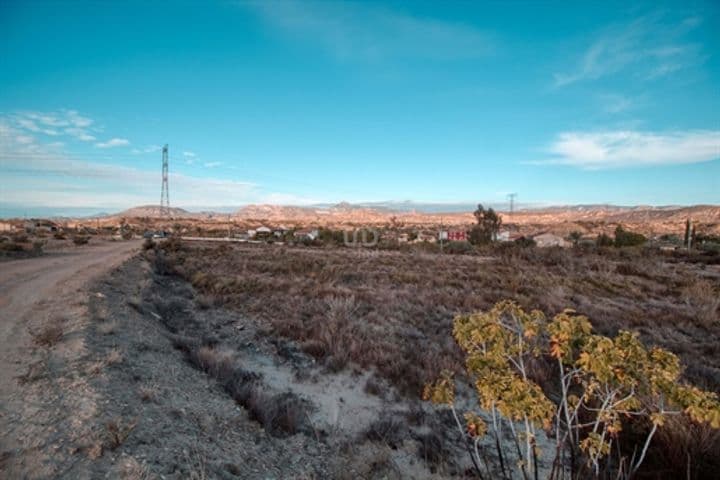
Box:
(507, 193), (517, 214)
(160, 144), (169, 216)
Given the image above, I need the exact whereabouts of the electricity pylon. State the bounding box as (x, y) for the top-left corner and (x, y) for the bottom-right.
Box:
(160, 144), (169, 216)
(507, 193), (517, 214)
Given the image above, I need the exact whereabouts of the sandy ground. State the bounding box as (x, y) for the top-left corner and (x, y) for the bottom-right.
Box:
(0, 240), (141, 477)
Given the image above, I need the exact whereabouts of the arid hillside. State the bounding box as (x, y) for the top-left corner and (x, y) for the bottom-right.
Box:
(64, 203), (720, 238)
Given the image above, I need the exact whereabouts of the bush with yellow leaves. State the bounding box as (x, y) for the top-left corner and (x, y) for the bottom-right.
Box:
(423, 301), (720, 480)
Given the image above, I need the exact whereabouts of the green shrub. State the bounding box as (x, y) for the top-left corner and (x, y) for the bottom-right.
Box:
(0, 242), (24, 252)
(444, 241), (473, 254)
(72, 235), (90, 245)
(614, 225), (646, 247)
(596, 233), (614, 247)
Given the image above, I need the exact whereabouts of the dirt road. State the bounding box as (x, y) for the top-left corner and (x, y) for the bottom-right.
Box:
(0, 240), (140, 477)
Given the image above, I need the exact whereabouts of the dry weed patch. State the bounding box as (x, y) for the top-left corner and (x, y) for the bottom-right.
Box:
(32, 320), (64, 347)
(105, 417), (138, 450)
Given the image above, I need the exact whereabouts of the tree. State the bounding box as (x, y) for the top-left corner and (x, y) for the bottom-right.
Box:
(614, 225), (646, 247)
(691, 224), (696, 248)
(684, 219), (691, 248)
(469, 204), (502, 245)
(596, 233), (613, 247)
(424, 301), (720, 480)
(568, 231), (582, 247)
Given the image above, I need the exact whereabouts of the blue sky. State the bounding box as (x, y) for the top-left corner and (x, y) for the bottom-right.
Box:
(1, 0), (719, 213)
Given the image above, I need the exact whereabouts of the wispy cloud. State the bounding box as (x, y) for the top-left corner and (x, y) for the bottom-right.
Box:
(599, 93), (638, 114)
(246, 0), (494, 61)
(131, 145), (162, 154)
(554, 14), (704, 87)
(203, 161), (222, 168)
(95, 138), (130, 148)
(0, 123), (257, 208)
(64, 128), (96, 141)
(183, 151), (196, 157)
(11, 109), (99, 142)
(543, 130), (720, 169)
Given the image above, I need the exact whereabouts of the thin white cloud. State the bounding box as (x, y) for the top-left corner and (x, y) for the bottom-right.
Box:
(12, 109), (98, 141)
(131, 145), (162, 154)
(64, 127), (96, 141)
(203, 161), (222, 168)
(554, 15), (704, 87)
(183, 151), (196, 157)
(15, 134), (34, 145)
(16, 118), (40, 132)
(15, 117), (59, 136)
(599, 93), (636, 114)
(246, 1), (494, 61)
(544, 130), (720, 169)
(95, 137), (130, 148)
(24, 109), (94, 128)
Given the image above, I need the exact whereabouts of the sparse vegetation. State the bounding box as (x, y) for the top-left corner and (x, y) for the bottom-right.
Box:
(614, 225), (646, 247)
(470, 204), (502, 245)
(153, 240), (720, 476)
(73, 235), (90, 245)
(105, 417), (138, 450)
(32, 320), (64, 347)
(160, 241), (720, 394)
(170, 334), (308, 437)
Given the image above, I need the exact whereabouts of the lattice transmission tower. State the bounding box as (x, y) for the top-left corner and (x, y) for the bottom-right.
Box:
(160, 144), (169, 216)
(507, 193), (517, 215)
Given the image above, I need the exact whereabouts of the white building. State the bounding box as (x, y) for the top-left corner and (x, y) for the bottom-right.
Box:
(293, 229), (319, 241)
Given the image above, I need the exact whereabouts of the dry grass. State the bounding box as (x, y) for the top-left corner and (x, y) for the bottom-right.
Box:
(32, 320), (64, 347)
(364, 416), (406, 448)
(106, 348), (124, 365)
(105, 417), (138, 450)
(97, 320), (118, 335)
(17, 358), (48, 384)
(193, 346), (235, 379)
(118, 456), (152, 480)
(138, 385), (159, 403)
(171, 335), (308, 437)
(157, 241), (720, 475)
(72, 235), (90, 245)
(162, 242), (720, 395)
(642, 415), (720, 479)
(682, 279), (720, 327)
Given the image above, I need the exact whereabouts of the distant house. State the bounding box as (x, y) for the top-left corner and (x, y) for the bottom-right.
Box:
(24, 219), (59, 233)
(413, 232), (437, 243)
(497, 230), (523, 242)
(293, 229), (319, 241)
(533, 233), (568, 248)
(254, 226), (272, 239)
(274, 225), (291, 238)
(0, 222), (15, 233)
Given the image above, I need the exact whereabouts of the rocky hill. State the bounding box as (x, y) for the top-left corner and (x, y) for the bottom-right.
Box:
(116, 205), (192, 218)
